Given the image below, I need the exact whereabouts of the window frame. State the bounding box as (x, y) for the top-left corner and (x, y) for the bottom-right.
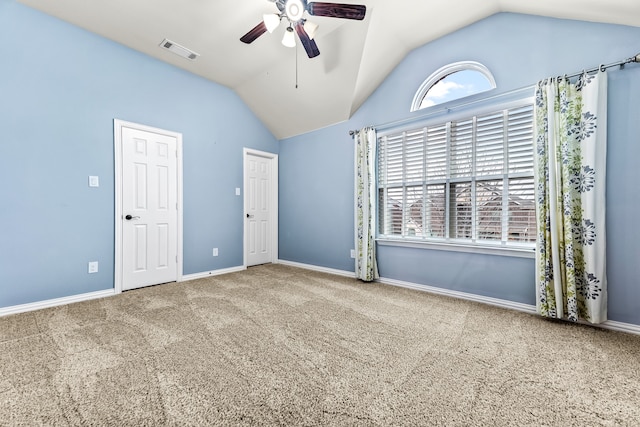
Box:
(377, 97), (536, 259)
(410, 61), (497, 112)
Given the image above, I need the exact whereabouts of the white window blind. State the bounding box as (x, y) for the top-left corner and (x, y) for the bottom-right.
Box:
(378, 102), (535, 248)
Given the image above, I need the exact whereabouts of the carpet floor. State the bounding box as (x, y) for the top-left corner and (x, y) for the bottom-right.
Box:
(1, 264), (639, 426)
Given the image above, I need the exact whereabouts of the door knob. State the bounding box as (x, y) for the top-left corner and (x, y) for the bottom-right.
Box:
(125, 214), (140, 220)
(246, 213), (254, 218)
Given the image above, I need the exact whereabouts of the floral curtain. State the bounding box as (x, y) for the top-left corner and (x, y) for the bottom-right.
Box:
(533, 71), (608, 324)
(354, 126), (379, 282)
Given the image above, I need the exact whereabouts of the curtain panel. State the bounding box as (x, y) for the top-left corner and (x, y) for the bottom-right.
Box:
(354, 127), (379, 282)
(533, 71), (608, 324)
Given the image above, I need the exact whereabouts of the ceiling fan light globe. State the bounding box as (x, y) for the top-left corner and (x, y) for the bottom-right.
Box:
(285, 0), (305, 22)
(263, 13), (281, 33)
(303, 20), (318, 40)
(282, 27), (296, 47)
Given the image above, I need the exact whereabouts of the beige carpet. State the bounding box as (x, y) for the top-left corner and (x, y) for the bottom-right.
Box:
(1, 264), (639, 426)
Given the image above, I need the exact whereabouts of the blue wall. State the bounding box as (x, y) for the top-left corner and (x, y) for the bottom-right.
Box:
(2, 4), (639, 327)
(0, 1), (278, 308)
(279, 13), (640, 325)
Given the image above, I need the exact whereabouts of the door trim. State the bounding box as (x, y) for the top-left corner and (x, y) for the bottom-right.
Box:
(113, 119), (183, 294)
(243, 148), (279, 267)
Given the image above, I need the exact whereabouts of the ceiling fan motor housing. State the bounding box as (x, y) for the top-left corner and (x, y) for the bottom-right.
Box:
(285, 0), (306, 22)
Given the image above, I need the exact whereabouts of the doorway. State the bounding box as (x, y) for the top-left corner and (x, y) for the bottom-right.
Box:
(114, 120), (183, 292)
(244, 148), (278, 267)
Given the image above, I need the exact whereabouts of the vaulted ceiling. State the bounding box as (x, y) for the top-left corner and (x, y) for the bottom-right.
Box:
(17, 0), (640, 139)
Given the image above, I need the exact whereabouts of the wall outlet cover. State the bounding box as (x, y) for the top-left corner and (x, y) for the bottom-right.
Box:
(88, 261), (99, 273)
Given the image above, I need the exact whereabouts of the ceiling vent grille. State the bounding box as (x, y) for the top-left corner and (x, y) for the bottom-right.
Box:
(159, 38), (200, 61)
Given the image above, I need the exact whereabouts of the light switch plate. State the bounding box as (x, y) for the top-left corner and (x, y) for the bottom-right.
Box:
(235, 188), (241, 196)
(89, 176), (99, 187)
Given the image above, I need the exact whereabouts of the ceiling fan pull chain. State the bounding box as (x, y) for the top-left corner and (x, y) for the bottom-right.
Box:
(295, 41), (299, 89)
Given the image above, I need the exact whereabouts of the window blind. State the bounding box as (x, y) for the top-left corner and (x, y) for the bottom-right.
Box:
(377, 102), (535, 247)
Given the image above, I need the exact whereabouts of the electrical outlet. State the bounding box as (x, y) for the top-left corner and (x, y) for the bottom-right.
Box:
(213, 248), (219, 257)
(88, 261), (99, 273)
(88, 176), (99, 187)
(350, 249), (356, 259)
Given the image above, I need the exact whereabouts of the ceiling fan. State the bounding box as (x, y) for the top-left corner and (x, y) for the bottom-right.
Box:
(240, 0), (366, 59)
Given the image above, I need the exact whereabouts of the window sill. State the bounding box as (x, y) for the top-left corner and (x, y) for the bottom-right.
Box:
(376, 238), (535, 259)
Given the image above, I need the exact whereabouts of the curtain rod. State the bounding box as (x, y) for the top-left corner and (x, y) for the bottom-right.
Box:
(564, 52), (640, 80)
(348, 52), (640, 137)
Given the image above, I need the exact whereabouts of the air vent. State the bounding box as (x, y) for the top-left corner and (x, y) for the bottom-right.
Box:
(159, 38), (200, 61)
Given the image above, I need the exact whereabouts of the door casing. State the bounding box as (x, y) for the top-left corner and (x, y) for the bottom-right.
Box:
(243, 148), (278, 267)
(114, 119), (183, 293)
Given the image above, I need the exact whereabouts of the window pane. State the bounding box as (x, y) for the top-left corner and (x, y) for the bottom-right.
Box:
(405, 130), (425, 183)
(384, 134), (404, 185)
(426, 184), (446, 237)
(477, 180), (503, 241)
(378, 136), (387, 185)
(450, 182), (472, 239)
(507, 105), (534, 174)
(405, 186), (423, 237)
(508, 177), (536, 242)
(419, 69), (495, 109)
(385, 187), (403, 236)
(378, 188), (384, 235)
(476, 112), (504, 176)
(426, 124), (447, 180)
(450, 119), (473, 178)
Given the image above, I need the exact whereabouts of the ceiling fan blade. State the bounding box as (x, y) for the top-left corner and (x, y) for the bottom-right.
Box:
(295, 24), (320, 58)
(240, 21), (268, 44)
(307, 2), (366, 20)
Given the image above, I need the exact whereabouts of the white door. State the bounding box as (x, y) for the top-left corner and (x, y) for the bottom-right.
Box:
(244, 150), (277, 266)
(120, 125), (178, 290)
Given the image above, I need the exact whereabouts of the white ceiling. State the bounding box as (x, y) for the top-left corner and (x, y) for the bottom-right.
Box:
(17, 0), (640, 139)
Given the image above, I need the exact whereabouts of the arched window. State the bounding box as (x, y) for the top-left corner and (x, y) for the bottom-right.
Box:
(411, 61), (496, 112)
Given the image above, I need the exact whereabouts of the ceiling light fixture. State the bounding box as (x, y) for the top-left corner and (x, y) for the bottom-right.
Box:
(285, 0), (305, 22)
(263, 13), (281, 33)
(303, 20), (318, 40)
(282, 26), (296, 48)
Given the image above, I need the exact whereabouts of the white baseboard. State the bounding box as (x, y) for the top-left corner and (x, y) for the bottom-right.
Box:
(181, 265), (246, 282)
(0, 289), (115, 318)
(378, 276), (538, 314)
(599, 320), (640, 336)
(274, 262), (640, 336)
(276, 259), (355, 278)
(378, 277), (640, 336)
(0, 265), (246, 318)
